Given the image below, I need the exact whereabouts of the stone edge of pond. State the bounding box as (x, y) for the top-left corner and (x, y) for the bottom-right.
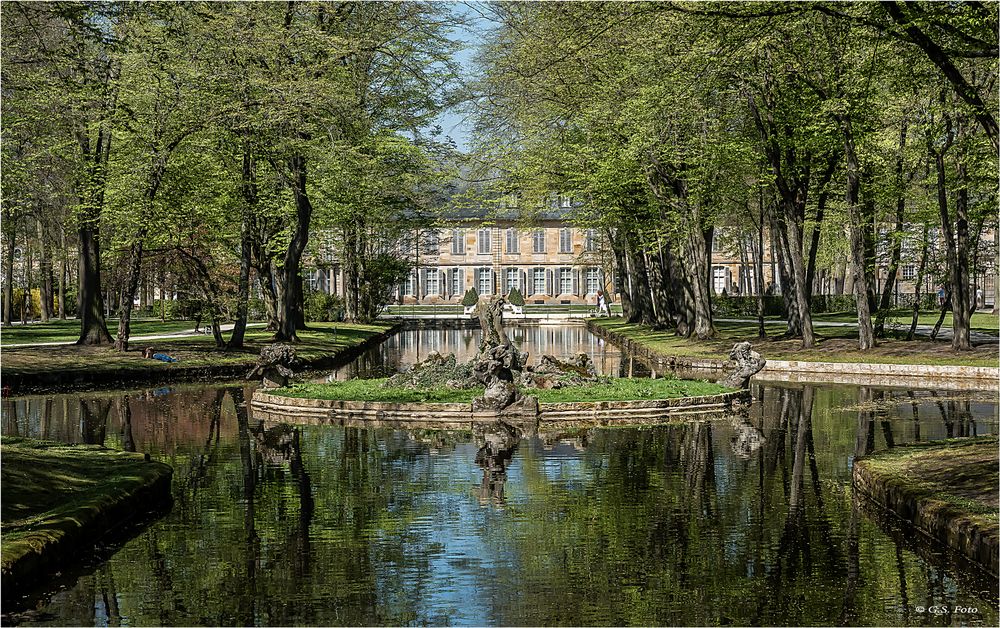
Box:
(249, 388), (748, 428)
(2, 323), (402, 395)
(852, 437), (999, 579)
(586, 319), (1000, 385)
(0, 440), (173, 599)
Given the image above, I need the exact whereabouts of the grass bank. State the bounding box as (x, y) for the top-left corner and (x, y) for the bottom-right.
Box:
(1, 437), (173, 594)
(275, 375), (729, 404)
(853, 437), (998, 577)
(589, 318), (997, 368)
(1, 322), (397, 393)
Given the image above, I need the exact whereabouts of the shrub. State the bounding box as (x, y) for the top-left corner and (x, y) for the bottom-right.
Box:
(461, 287), (480, 307)
(507, 286), (525, 306)
(304, 290), (344, 322)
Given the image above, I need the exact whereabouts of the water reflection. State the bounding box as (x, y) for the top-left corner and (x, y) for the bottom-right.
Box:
(323, 324), (645, 380)
(1, 350), (998, 624)
(474, 422), (521, 505)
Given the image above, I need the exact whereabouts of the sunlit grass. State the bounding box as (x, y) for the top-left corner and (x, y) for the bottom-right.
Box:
(589, 318), (998, 368)
(1, 322), (395, 377)
(275, 375), (729, 404)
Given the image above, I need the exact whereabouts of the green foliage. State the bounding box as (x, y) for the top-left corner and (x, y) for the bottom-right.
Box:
(304, 290), (344, 323)
(461, 287), (480, 307)
(507, 286), (525, 307)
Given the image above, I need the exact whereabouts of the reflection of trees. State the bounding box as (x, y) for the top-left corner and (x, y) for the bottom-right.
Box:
(79, 397), (112, 444)
(118, 395), (136, 452)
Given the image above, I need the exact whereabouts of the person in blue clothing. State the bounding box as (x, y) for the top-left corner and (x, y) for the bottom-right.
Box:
(143, 347), (178, 363)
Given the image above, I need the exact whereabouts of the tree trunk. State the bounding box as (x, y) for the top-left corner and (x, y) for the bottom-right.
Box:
(930, 290), (951, 340)
(77, 224), (112, 344)
(275, 154), (312, 342)
(756, 197), (767, 339)
(608, 228), (633, 321)
(929, 121), (971, 350)
(2, 221), (14, 326)
(992, 227), (999, 315)
(841, 117), (875, 350)
(686, 224), (715, 340)
(114, 238), (144, 351)
(75, 118), (114, 345)
(805, 154), (838, 302)
(36, 218), (53, 322)
(256, 259), (280, 331)
(875, 120), (909, 338)
(58, 226), (67, 319)
(781, 205), (815, 348)
(771, 211), (800, 337)
(229, 148), (257, 350)
(624, 232), (654, 325)
(907, 225), (930, 341)
(951, 154), (972, 350)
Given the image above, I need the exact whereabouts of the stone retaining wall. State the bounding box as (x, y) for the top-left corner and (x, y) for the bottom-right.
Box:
(853, 450), (998, 578)
(251, 389), (746, 430)
(587, 320), (999, 388)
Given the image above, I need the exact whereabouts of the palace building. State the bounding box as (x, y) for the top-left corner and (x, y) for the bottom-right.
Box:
(303, 210), (997, 309)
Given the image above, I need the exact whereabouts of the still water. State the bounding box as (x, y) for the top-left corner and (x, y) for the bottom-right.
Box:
(2, 325), (998, 626)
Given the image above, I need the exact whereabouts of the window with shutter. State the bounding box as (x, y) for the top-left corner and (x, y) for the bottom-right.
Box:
(546, 269), (554, 296)
(559, 228), (572, 253)
(451, 229), (465, 255)
(506, 228), (519, 254)
(478, 267), (492, 294)
(478, 229), (491, 254)
(559, 267), (572, 294)
(533, 230), (545, 253)
(532, 268), (545, 295)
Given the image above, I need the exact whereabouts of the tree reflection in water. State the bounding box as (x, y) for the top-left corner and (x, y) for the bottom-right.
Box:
(1, 379), (997, 626)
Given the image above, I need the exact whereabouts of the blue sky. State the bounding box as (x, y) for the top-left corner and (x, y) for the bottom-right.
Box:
(433, 2), (497, 152)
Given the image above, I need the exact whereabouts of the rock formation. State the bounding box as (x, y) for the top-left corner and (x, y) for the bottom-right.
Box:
(719, 342), (766, 389)
(248, 344), (298, 388)
(471, 296), (528, 411)
(520, 352), (601, 389)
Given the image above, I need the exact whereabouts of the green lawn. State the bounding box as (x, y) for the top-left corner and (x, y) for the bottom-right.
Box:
(1, 437), (172, 577)
(807, 309), (999, 334)
(2, 322), (394, 379)
(275, 375), (729, 404)
(0, 318), (216, 346)
(590, 318), (998, 368)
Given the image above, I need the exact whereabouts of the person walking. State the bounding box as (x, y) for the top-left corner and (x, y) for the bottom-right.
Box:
(597, 290), (610, 317)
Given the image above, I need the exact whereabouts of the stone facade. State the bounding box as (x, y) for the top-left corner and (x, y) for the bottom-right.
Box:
(303, 220), (998, 308)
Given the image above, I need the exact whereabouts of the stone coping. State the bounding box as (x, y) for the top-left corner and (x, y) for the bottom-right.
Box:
(852, 438), (999, 578)
(587, 320), (999, 386)
(251, 389), (746, 429)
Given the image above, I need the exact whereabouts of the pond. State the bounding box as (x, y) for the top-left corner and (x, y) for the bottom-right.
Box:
(2, 325), (998, 626)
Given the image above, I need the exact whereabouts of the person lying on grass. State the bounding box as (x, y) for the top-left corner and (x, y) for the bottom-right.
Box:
(143, 346), (178, 363)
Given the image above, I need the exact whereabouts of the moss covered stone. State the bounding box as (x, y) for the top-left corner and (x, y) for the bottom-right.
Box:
(1, 437), (173, 596)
